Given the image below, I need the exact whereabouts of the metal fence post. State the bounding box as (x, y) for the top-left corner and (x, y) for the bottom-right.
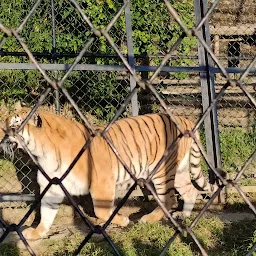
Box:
(124, 0), (139, 116)
(51, 0), (60, 114)
(193, 0), (222, 186)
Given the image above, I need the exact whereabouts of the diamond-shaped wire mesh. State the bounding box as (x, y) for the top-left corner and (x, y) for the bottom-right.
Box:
(0, 0), (255, 255)
(210, 0), (256, 70)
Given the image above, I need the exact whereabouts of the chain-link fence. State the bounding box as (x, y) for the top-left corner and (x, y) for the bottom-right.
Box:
(0, 0), (255, 255)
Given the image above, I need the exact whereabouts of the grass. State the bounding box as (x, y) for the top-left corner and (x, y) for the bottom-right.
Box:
(0, 244), (20, 256)
(219, 127), (256, 174)
(0, 216), (255, 256)
(200, 127), (256, 186)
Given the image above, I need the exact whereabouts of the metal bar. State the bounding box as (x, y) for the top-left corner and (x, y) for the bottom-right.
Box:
(239, 56), (256, 82)
(0, 0), (42, 50)
(0, 51), (123, 58)
(1, 51), (255, 61)
(145, 182), (184, 235)
(193, 28), (231, 80)
(125, 0), (139, 116)
(59, 182), (95, 231)
(102, 182), (137, 230)
(159, 231), (180, 256)
(234, 150), (256, 183)
(73, 230), (94, 256)
(0, 62), (254, 74)
(10, 29), (57, 88)
(149, 34), (185, 83)
(58, 38), (95, 87)
(189, 186), (224, 229)
(101, 229), (122, 256)
(0, 63), (127, 71)
(17, 230), (36, 256)
(186, 227), (208, 256)
(193, 81), (230, 132)
(163, 0), (191, 36)
(196, 0), (220, 31)
(54, 81), (60, 114)
(193, 0), (222, 186)
(61, 87), (96, 134)
(51, 0), (60, 114)
(231, 182), (256, 216)
(0, 194), (35, 202)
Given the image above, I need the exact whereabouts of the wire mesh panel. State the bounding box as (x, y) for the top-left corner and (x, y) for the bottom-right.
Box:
(209, 0), (256, 201)
(0, 0), (255, 255)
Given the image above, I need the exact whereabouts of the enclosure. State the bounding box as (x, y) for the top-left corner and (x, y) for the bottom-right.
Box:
(0, 0), (255, 255)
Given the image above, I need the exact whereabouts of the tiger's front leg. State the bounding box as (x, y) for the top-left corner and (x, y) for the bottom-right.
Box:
(23, 187), (64, 240)
(90, 179), (130, 227)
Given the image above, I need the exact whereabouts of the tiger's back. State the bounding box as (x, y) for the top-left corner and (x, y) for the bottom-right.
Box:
(91, 113), (194, 184)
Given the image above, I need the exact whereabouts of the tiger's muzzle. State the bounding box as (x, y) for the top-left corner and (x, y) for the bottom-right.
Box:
(0, 130), (19, 158)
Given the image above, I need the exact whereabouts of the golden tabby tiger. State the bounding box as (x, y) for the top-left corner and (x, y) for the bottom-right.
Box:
(0, 106), (218, 240)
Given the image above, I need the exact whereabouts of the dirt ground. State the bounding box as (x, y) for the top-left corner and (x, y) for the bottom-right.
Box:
(0, 194), (255, 256)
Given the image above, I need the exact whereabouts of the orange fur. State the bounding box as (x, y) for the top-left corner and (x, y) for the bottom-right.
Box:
(0, 107), (217, 239)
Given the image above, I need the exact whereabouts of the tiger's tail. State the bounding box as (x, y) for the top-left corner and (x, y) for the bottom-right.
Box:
(189, 131), (212, 192)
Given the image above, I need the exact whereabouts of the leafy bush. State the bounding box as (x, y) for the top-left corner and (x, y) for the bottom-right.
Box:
(0, 0), (196, 120)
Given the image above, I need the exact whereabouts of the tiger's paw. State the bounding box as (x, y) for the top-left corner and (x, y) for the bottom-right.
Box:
(22, 227), (45, 240)
(113, 215), (130, 227)
(172, 211), (191, 220)
(172, 211), (184, 220)
(119, 216), (130, 227)
(101, 214), (130, 227)
(139, 214), (159, 224)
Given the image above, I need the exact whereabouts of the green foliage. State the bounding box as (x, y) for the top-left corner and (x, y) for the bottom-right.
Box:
(131, 0), (196, 56)
(66, 71), (129, 121)
(0, 0), (196, 119)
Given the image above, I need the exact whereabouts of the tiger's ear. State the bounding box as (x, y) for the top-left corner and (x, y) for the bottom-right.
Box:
(0, 121), (5, 129)
(0, 127), (6, 142)
(13, 101), (27, 112)
(31, 112), (42, 128)
(13, 101), (22, 111)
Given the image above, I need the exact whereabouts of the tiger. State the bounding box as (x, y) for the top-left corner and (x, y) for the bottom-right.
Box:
(0, 106), (219, 240)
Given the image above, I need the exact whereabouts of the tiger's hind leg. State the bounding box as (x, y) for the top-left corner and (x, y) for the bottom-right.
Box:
(175, 184), (198, 218)
(139, 171), (177, 224)
(174, 151), (198, 218)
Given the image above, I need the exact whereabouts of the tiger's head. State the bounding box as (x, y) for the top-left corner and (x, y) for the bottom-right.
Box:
(0, 104), (89, 163)
(0, 106), (42, 158)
